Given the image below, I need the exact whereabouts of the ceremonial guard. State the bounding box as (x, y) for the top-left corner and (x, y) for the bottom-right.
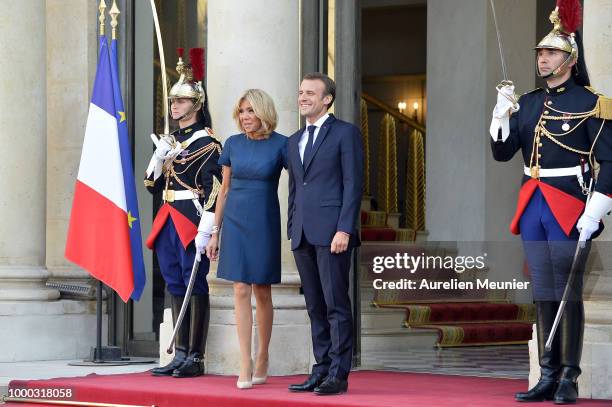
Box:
(144, 48), (222, 378)
(490, 0), (612, 403)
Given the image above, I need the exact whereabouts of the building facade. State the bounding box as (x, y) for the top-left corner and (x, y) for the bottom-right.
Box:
(0, 0), (610, 399)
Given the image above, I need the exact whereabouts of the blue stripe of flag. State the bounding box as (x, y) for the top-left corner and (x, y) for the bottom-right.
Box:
(91, 37), (115, 116)
(110, 38), (146, 301)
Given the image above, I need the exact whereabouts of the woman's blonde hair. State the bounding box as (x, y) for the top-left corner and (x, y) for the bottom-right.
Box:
(232, 89), (278, 138)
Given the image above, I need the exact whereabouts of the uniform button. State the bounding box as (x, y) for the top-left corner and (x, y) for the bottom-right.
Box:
(538, 154), (542, 158)
(541, 121), (547, 125)
(539, 143), (543, 147)
(170, 182), (174, 186)
(303, 182), (307, 186)
(547, 101), (553, 105)
(544, 110), (549, 114)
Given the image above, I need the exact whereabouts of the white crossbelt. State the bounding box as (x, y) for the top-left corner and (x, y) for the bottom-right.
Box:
(523, 164), (588, 178)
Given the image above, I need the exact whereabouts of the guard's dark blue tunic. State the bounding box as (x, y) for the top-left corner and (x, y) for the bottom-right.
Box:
(144, 121), (223, 296)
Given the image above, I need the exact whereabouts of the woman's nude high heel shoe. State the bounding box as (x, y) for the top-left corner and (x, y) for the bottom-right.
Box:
(252, 359), (268, 385)
(236, 360), (253, 389)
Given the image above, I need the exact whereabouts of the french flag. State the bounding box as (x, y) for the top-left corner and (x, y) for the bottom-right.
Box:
(65, 36), (145, 302)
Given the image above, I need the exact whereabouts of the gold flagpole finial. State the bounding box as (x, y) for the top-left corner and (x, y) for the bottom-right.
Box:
(98, 0), (107, 36)
(110, 0), (120, 40)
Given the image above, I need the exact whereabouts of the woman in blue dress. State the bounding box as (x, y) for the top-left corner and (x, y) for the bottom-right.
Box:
(205, 89), (287, 389)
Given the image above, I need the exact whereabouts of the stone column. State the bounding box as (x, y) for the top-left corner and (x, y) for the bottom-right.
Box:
(426, 0), (536, 311)
(567, 1), (612, 399)
(45, 0), (97, 284)
(0, 0), (53, 361)
(0, 0), (54, 298)
(0, 0), (109, 362)
(426, 0), (536, 243)
(201, 0), (311, 375)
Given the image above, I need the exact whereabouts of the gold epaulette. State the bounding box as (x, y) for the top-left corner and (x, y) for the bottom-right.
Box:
(205, 127), (221, 143)
(203, 175), (222, 211)
(596, 95), (612, 120)
(585, 86), (603, 96)
(584, 86), (612, 119)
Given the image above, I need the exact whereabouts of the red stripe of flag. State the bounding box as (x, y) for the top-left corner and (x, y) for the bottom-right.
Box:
(65, 181), (134, 302)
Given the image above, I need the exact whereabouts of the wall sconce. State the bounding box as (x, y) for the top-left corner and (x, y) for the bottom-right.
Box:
(413, 101), (419, 121)
(398, 101), (407, 113)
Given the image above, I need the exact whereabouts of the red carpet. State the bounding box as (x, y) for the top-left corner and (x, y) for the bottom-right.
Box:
(6, 370), (612, 407)
(377, 303), (535, 347)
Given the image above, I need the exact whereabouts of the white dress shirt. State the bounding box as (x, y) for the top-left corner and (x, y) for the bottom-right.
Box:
(299, 113), (329, 163)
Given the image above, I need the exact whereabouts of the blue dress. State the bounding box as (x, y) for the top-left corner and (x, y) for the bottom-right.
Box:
(217, 131), (287, 284)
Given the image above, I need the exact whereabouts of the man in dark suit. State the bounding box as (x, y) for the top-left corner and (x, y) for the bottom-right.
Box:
(287, 72), (364, 395)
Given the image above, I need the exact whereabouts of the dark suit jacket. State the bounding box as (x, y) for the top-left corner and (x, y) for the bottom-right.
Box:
(287, 114), (364, 250)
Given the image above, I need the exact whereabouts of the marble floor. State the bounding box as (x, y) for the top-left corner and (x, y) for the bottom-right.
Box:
(360, 345), (530, 379)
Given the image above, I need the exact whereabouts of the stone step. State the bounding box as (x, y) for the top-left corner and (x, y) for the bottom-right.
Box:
(360, 306), (406, 330)
(361, 327), (438, 352)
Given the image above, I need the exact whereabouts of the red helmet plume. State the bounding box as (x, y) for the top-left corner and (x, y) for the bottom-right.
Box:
(189, 48), (205, 82)
(557, 0), (582, 34)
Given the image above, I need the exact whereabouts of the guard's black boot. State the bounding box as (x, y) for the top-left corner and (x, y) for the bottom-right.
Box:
(173, 294), (210, 378)
(554, 301), (584, 405)
(515, 301), (560, 402)
(151, 295), (190, 376)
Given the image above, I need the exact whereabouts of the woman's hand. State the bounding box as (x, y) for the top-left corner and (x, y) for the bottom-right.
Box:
(206, 235), (220, 261)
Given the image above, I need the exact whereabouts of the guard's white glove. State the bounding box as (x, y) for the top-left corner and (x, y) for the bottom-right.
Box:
(165, 142), (183, 161)
(490, 83), (520, 142)
(153, 141), (172, 161)
(577, 192), (612, 244)
(194, 232), (210, 262)
(146, 134), (182, 179)
(195, 211), (216, 261)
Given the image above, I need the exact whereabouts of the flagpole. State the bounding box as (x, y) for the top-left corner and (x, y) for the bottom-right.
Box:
(94, 280), (104, 362)
(93, 0), (107, 365)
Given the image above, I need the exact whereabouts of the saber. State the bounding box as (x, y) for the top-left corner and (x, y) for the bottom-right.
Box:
(165, 255), (201, 354)
(489, 0), (508, 81)
(149, 0), (169, 136)
(545, 180), (594, 351)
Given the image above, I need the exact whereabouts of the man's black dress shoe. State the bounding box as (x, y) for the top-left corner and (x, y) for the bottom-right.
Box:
(288, 373), (326, 392)
(314, 377), (348, 395)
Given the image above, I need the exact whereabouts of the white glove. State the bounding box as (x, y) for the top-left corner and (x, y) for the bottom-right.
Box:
(194, 232), (210, 262)
(195, 211), (216, 261)
(153, 139), (173, 160)
(577, 192), (612, 243)
(490, 83), (520, 142)
(165, 142), (183, 161)
(146, 134), (183, 179)
(146, 134), (168, 179)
